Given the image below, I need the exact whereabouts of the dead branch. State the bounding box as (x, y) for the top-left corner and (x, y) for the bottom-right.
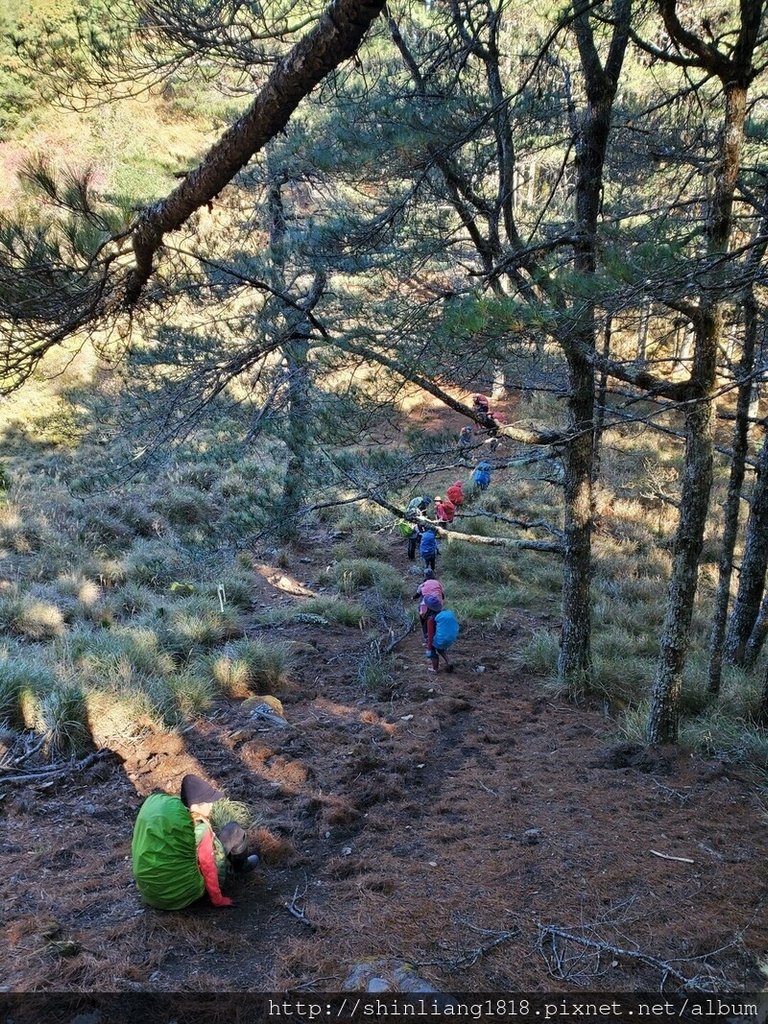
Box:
(538, 923), (721, 991)
(0, 749), (113, 786)
(285, 881), (316, 931)
(385, 619), (416, 654)
(419, 922), (519, 972)
(650, 849), (695, 864)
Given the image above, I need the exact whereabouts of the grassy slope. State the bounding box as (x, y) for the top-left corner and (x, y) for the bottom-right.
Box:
(0, 348), (766, 775)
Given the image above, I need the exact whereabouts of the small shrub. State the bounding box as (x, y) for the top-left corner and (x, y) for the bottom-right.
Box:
(442, 544), (510, 583)
(256, 597), (367, 628)
(326, 558), (403, 598)
(206, 639), (295, 696)
(301, 596), (367, 627)
(0, 655), (56, 729)
(176, 462), (219, 491)
(66, 625), (175, 686)
(160, 598), (243, 660)
(0, 504), (45, 553)
(517, 628), (559, 676)
(167, 670), (217, 718)
(357, 647), (395, 696)
(123, 540), (191, 589)
(0, 590), (66, 640)
(39, 684), (92, 757)
(156, 486), (216, 528)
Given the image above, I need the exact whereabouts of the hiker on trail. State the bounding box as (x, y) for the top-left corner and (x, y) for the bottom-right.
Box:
(421, 594), (443, 651)
(446, 481), (464, 507)
(403, 496), (431, 560)
(472, 461), (492, 491)
(406, 495), (431, 519)
(472, 393), (501, 436)
(427, 608), (460, 674)
(458, 425), (473, 448)
(472, 393), (490, 417)
(434, 495), (456, 524)
(397, 518), (423, 562)
(131, 774), (258, 911)
(419, 526), (439, 572)
(414, 570), (445, 642)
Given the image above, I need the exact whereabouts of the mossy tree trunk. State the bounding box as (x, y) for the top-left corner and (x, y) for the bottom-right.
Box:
(709, 234), (767, 689)
(648, 40), (755, 741)
(557, 0), (630, 697)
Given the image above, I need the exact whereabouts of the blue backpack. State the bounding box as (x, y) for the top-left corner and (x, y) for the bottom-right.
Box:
(420, 530), (438, 557)
(433, 610), (459, 649)
(473, 467), (491, 489)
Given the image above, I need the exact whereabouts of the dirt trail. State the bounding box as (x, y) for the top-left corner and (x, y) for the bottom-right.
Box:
(2, 529), (767, 994)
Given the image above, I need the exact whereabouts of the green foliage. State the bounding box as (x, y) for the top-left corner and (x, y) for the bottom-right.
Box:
(517, 629), (559, 677)
(326, 558), (403, 598)
(357, 646), (395, 696)
(39, 683), (91, 756)
(205, 638), (294, 696)
(0, 650), (56, 729)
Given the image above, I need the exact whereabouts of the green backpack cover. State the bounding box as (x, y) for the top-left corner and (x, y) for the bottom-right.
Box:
(131, 793), (205, 910)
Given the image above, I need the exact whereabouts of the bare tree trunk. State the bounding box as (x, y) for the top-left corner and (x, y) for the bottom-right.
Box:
(648, 54), (754, 740)
(648, 377), (716, 742)
(559, 347), (595, 695)
(557, 0), (630, 697)
(266, 157), (316, 544)
(708, 232), (768, 691)
(725, 431), (768, 664)
(745, 592), (768, 669)
(592, 313), (612, 482)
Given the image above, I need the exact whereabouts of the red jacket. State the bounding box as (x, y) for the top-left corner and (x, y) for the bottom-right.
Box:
(446, 482), (464, 506)
(435, 499), (456, 523)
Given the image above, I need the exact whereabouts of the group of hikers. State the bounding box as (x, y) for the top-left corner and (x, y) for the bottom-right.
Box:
(395, 393), (504, 676)
(129, 394), (496, 914)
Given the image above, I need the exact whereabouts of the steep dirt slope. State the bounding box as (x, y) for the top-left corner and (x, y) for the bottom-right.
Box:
(2, 537), (766, 995)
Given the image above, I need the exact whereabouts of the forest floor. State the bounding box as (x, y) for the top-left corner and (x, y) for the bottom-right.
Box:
(2, 527), (768, 998)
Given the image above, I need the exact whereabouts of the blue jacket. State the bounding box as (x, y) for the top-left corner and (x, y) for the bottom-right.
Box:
(473, 468), (491, 489)
(419, 530), (438, 557)
(433, 610), (459, 648)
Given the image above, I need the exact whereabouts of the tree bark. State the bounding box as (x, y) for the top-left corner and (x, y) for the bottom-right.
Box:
(123, 0), (387, 306)
(557, 0), (630, 697)
(729, 432), (768, 665)
(648, 62), (753, 742)
(708, 228), (768, 690)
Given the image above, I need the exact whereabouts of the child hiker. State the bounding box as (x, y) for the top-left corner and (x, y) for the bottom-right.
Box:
(434, 495), (456, 524)
(427, 608), (460, 673)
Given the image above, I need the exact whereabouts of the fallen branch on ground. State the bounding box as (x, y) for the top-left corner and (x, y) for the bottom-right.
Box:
(650, 849), (695, 864)
(285, 882), (316, 931)
(538, 923), (722, 991)
(385, 619), (416, 654)
(0, 749), (113, 786)
(419, 922), (519, 972)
